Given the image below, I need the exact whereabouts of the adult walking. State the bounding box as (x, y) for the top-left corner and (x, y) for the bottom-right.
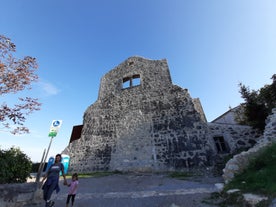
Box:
(41, 154), (68, 207)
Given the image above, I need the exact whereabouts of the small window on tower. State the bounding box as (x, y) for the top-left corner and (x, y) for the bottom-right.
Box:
(123, 77), (131, 89)
(132, 74), (140, 86)
(122, 74), (140, 89)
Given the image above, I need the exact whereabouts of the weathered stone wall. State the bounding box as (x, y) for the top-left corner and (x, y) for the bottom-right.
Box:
(192, 98), (207, 123)
(0, 182), (42, 207)
(223, 108), (276, 183)
(263, 108), (276, 142)
(65, 56), (214, 173)
(63, 56), (264, 174)
(208, 123), (261, 154)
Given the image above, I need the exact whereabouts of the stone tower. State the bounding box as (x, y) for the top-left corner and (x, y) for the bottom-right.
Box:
(65, 56), (214, 173)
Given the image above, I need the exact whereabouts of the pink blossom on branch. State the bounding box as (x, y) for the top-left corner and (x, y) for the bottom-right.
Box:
(0, 35), (41, 134)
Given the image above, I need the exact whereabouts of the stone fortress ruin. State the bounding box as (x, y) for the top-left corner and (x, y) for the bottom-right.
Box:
(64, 56), (261, 173)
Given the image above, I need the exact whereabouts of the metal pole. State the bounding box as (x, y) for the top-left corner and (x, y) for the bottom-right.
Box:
(35, 149), (46, 183)
(36, 136), (54, 183)
(41, 136), (54, 172)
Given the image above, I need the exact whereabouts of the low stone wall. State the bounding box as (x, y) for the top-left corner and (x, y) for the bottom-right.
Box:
(223, 108), (276, 183)
(0, 182), (42, 207)
(264, 108), (276, 142)
(208, 123), (261, 153)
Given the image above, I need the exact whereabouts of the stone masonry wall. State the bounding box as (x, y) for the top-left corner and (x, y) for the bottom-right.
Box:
(0, 182), (42, 207)
(65, 56), (214, 173)
(208, 123), (261, 154)
(63, 56), (264, 174)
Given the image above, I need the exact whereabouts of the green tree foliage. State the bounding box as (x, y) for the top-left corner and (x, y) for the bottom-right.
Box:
(236, 74), (276, 131)
(0, 147), (32, 184)
(0, 34), (41, 134)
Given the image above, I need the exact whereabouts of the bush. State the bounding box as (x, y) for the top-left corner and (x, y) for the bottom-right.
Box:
(0, 147), (32, 184)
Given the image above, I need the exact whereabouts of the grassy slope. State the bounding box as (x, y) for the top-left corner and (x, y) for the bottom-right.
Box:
(224, 142), (276, 196)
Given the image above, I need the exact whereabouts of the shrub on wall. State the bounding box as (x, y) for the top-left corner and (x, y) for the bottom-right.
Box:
(0, 147), (32, 184)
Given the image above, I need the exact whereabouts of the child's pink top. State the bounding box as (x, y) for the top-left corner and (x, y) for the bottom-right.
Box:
(68, 180), (79, 195)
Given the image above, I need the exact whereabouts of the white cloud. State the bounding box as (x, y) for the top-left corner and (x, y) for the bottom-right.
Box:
(37, 81), (60, 96)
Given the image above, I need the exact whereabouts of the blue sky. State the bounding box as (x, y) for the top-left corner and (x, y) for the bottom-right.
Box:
(1, 0), (275, 162)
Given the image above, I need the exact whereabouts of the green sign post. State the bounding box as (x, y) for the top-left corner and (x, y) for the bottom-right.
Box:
(36, 120), (63, 183)
(48, 120), (62, 137)
(45, 120), (62, 160)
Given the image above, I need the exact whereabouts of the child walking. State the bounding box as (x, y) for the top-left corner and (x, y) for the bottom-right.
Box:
(66, 173), (79, 207)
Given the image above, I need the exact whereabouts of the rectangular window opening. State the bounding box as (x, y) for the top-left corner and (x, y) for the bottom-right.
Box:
(122, 77), (131, 89)
(132, 75), (140, 87)
(213, 136), (229, 153)
(122, 74), (140, 89)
